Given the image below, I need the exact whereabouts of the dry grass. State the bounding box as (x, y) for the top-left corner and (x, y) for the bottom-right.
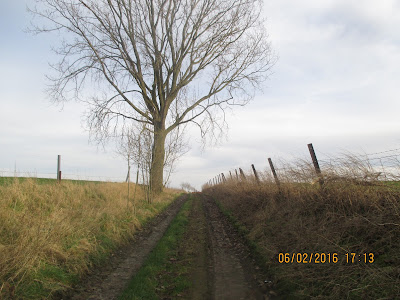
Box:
(203, 156), (400, 299)
(0, 178), (182, 299)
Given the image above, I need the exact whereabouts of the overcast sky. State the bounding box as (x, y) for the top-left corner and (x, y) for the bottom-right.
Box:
(1, 0), (400, 189)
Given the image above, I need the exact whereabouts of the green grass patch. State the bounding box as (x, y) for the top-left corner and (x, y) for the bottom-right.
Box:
(17, 264), (79, 299)
(382, 180), (400, 188)
(119, 197), (192, 300)
(0, 176), (103, 186)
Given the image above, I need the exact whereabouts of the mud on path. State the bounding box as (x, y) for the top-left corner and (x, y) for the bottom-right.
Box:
(198, 193), (273, 300)
(180, 193), (274, 299)
(62, 193), (274, 300)
(63, 194), (188, 300)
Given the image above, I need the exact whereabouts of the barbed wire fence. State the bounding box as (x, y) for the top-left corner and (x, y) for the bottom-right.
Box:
(0, 155), (130, 183)
(205, 144), (400, 187)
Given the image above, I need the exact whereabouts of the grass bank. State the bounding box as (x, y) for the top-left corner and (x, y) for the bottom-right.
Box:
(204, 178), (400, 299)
(0, 178), (181, 299)
(0, 177), (102, 186)
(119, 196), (192, 300)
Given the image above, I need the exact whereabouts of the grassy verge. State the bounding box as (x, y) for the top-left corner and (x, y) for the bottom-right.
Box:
(204, 180), (400, 299)
(0, 176), (103, 186)
(119, 196), (193, 300)
(0, 178), (182, 299)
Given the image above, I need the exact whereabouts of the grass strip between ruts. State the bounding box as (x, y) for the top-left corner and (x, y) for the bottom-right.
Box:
(119, 195), (192, 300)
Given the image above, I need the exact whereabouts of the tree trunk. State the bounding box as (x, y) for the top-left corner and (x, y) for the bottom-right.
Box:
(150, 126), (166, 195)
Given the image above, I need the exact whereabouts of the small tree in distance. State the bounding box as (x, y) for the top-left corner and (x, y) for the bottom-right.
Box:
(181, 182), (197, 193)
(116, 117), (188, 193)
(30, 0), (275, 194)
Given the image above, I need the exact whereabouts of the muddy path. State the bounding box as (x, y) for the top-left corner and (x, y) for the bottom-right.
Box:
(177, 193), (274, 299)
(62, 194), (188, 300)
(199, 193), (273, 300)
(61, 192), (275, 300)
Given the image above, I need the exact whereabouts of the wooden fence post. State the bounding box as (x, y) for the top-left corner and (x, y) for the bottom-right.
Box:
(268, 158), (280, 186)
(239, 168), (246, 180)
(221, 173), (226, 183)
(235, 169), (239, 180)
(307, 143), (324, 185)
(251, 164), (260, 184)
(57, 155), (61, 183)
(229, 171), (233, 180)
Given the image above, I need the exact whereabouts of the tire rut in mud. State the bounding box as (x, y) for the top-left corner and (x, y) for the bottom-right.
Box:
(201, 193), (269, 300)
(62, 193), (274, 300)
(62, 194), (188, 300)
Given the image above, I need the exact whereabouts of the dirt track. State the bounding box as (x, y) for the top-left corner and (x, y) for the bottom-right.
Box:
(65, 194), (188, 300)
(200, 193), (271, 300)
(63, 193), (274, 299)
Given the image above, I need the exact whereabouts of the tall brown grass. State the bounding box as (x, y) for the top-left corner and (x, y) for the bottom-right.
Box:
(203, 155), (400, 299)
(0, 178), (181, 299)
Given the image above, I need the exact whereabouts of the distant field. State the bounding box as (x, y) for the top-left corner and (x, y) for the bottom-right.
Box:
(383, 180), (400, 188)
(0, 178), (182, 299)
(0, 176), (103, 186)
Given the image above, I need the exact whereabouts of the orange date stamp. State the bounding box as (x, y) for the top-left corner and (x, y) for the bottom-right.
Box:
(278, 252), (375, 264)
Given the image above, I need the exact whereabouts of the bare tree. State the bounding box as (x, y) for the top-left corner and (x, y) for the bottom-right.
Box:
(30, 0), (275, 194)
(116, 116), (188, 188)
(181, 182), (197, 193)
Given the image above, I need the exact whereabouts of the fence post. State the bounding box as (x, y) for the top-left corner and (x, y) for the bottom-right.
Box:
(229, 171), (233, 180)
(268, 158), (280, 187)
(221, 173), (226, 183)
(251, 164), (260, 184)
(235, 169), (239, 180)
(57, 155), (61, 183)
(239, 168), (246, 180)
(307, 143), (324, 185)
